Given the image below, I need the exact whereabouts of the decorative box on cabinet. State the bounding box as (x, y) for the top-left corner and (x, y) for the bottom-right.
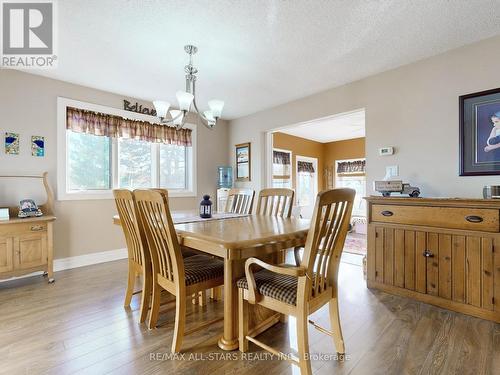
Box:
(365, 197), (500, 323)
(0, 173), (56, 283)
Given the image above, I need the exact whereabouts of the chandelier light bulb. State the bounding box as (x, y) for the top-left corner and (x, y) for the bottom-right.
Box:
(153, 101), (170, 118)
(170, 109), (183, 126)
(208, 100), (224, 118)
(176, 91), (194, 112)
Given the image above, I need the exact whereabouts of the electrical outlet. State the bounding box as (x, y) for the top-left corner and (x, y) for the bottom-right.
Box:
(386, 165), (399, 178)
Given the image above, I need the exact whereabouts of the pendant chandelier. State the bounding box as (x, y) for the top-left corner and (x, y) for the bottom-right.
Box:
(153, 45), (224, 130)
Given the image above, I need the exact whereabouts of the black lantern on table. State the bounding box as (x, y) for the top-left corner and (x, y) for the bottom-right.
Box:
(200, 195), (212, 218)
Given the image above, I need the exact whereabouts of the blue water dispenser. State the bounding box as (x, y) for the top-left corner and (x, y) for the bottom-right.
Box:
(217, 166), (233, 188)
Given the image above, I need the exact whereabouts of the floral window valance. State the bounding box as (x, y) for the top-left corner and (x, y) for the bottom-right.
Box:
(66, 107), (192, 147)
(297, 161), (315, 173)
(273, 151), (291, 165)
(337, 160), (365, 174)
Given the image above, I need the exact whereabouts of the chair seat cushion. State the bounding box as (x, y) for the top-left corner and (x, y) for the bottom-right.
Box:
(181, 246), (199, 258)
(184, 255), (224, 286)
(237, 269), (298, 305)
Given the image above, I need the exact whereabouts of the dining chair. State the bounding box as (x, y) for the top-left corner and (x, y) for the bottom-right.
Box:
(255, 188), (294, 217)
(113, 189), (151, 324)
(237, 188), (355, 375)
(256, 188), (295, 266)
(150, 189), (205, 306)
(134, 189), (225, 353)
(225, 188), (255, 214)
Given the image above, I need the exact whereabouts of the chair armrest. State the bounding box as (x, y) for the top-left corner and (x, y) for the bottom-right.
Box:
(244, 257), (307, 304)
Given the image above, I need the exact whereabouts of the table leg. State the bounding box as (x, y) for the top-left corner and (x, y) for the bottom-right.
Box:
(218, 256), (240, 351)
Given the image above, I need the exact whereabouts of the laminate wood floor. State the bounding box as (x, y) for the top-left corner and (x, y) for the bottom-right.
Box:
(1, 259), (499, 375)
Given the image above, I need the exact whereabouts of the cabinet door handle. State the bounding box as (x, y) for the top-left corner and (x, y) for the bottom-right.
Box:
(381, 210), (394, 217)
(423, 250), (434, 258)
(465, 215), (483, 223)
(30, 225), (44, 231)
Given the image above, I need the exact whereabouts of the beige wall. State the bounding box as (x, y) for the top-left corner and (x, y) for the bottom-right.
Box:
(273, 132), (325, 191)
(229, 35), (500, 198)
(0, 70), (229, 259)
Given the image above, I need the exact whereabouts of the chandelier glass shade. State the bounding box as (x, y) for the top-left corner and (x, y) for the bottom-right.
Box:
(153, 45), (224, 129)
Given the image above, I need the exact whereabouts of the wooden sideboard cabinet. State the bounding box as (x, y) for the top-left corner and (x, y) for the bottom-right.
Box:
(0, 173), (56, 283)
(365, 197), (500, 323)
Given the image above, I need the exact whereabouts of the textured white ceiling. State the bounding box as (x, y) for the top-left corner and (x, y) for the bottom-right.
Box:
(278, 109), (365, 143)
(24, 0), (500, 119)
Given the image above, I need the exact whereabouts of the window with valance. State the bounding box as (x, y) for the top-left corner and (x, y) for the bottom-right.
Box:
(335, 158), (366, 217)
(272, 149), (292, 188)
(58, 99), (196, 200)
(273, 150), (291, 178)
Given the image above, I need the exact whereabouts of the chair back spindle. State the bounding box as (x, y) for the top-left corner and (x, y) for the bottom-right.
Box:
(255, 188), (294, 217)
(299, 188), (355, 300)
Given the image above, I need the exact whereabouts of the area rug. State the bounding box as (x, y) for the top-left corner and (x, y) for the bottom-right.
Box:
(343, 233), (367, 256)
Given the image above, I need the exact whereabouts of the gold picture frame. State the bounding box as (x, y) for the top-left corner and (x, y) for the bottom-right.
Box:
(235, 142), (251, 181)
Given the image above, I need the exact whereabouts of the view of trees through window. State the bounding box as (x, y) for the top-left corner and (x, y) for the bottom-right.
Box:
(160, 144), (186, 189)
(68, 132), (111, 190)
(118, 139), (153, 189)
(67, 130), (189, 192)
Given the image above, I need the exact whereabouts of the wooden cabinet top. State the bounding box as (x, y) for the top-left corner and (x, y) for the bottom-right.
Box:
(364, 196), (500, 209)
(0, 215), (56, 225)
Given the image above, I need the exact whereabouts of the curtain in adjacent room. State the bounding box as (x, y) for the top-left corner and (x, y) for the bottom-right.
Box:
(336, 159), (365, 174)
(66, 107), (192, 146)
(273, 150), (291, 177)
(297, 161), (315, 173)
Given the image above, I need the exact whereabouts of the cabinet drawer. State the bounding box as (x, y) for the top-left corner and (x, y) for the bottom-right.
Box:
(371, 204), (499, 232)
(0, 222), (47, 236)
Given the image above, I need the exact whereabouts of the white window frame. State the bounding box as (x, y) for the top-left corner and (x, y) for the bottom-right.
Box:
(57, 97), (197, 200)
(295, 155), (318, 208)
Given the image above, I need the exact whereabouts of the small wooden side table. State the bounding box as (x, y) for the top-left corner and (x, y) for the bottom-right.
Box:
(0, 172), (56, 283)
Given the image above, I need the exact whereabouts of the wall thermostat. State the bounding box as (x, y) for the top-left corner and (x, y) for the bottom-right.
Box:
(379, 147), (394, 156)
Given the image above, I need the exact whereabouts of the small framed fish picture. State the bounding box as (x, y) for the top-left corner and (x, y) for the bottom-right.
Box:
(5, 132), (20, 155)
(31, 136), (45, 157)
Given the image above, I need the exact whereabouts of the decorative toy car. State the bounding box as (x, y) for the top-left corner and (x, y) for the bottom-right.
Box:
(18, 199), (44, 218)
(374, 180), (421, 198)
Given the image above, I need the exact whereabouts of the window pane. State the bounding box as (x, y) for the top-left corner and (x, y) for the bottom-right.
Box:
(297, 172), (313, 206)
(118, 138), (153, 189)
(337, 175), (366, 216)
(160, 144), (186, 189)
(68, 131), (111, 190)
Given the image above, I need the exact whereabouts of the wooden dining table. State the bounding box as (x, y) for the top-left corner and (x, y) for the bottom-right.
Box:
(113, 210), (310, 351)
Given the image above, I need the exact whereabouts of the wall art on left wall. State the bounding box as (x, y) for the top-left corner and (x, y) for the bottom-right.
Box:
(31, 136), (45, 157)
(5, 132), (19, 155)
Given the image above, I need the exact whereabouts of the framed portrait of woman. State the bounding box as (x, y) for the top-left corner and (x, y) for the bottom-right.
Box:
(459, 88), (500, 176)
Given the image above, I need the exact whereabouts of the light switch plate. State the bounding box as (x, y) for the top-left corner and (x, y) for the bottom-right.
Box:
(386, 165), (399, 178)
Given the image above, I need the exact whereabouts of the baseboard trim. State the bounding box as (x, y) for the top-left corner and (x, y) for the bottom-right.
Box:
(54, 248), (127, 272)
(0, 248), (127, 283)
